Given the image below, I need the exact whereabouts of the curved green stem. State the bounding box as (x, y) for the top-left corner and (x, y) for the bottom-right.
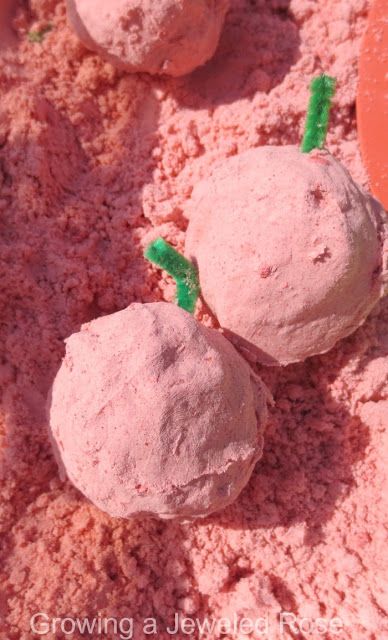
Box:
(144, 238), (200, 314)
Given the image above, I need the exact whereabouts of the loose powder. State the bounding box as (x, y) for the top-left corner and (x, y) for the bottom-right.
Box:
(0, 0), (387, 639)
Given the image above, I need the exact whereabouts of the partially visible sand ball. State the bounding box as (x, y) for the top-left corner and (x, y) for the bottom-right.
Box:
(66, 0), (230, 76)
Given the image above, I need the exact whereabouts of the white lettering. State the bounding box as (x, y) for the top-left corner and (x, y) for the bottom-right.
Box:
(30, 613), (50, 635)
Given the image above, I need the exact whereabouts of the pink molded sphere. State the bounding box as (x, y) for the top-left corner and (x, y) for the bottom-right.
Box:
(66, 0), (230, 76)
(185, 146), (387, 366)
(49, 302), (269, 519)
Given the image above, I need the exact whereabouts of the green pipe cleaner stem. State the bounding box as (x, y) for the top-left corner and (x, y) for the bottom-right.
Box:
(144, 238), (200, 314)
(301, 74), (336, 153)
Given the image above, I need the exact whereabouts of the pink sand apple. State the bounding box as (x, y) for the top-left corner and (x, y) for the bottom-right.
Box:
(49, 302), (269, 519)
(185, 145), (387, 365)
(66, 0), (230, 76)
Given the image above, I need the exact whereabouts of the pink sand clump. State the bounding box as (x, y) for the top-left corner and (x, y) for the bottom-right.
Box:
(0, 1), (387, 639)
(49, 302), (268, 520)
(66, 0), (230, 77)
(185, 145), (387, 365)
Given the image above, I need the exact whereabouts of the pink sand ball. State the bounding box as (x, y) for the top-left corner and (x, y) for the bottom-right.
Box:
(66, 0), (230, 77)
(49, 302), (269, 519)
(185, 145), (387, 366)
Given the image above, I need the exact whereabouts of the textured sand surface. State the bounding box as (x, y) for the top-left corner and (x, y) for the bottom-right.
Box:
(0, 0), (387, 639)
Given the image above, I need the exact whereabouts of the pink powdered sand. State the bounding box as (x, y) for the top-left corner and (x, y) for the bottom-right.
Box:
(0, 0), (16, 49)
(49, 302), (268, 519)
(185, 145), (387, 365)
(66, 0), (230, 76)
(0, 1), (387, 639)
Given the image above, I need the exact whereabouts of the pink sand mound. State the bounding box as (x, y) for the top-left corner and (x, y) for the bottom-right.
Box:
(49, 302), (269, 519)
(185, 145), (387, 366)
(66, 0), (230, 76)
